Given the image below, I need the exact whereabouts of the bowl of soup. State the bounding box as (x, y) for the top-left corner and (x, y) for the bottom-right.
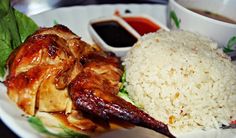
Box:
(167, 0), (236, 49)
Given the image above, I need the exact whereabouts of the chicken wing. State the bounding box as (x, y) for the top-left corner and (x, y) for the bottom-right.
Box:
(69, 52), (175, 138)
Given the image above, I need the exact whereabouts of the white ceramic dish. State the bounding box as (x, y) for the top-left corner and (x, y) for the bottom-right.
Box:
(88, 16), (140, 57)
(0, 4), (236, 138)
(167, 0), (236, 48)
(121, 13), (170, 31)
(88, 14), (169, 57)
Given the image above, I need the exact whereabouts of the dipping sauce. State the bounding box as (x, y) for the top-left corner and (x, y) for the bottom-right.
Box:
(122, 16), (160, 35)
(92, 20), (137, 47)
(189, 8), (236, 24)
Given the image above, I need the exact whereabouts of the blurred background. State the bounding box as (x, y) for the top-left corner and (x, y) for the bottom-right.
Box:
(2, 1), (169, 138)
(11, 0), (168, 15)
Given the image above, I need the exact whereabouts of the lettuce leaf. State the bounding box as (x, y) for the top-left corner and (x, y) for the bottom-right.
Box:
(14, 9), (38, 43)
(118, 70), (141, 108)
(0, 0), (38, 77)
(28, 116), (89, 138)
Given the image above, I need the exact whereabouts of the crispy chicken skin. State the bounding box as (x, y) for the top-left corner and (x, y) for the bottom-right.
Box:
(4, 25), (88, 115)
(4, 25), (174, 137)
(69, 52), (175, 138)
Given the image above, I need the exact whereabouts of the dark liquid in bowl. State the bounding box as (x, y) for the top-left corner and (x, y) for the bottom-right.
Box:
(189, 8), (236, 24)
(92, 20), (137, 47)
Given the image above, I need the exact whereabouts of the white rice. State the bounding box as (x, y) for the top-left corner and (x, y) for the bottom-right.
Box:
(123, 30), (236, 134)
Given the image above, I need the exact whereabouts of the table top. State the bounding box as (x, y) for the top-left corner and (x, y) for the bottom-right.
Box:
(0, 119), (18, 138)
(1, 1), (167, 137)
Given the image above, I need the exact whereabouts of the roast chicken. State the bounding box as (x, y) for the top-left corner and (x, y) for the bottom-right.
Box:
(4, 25), (175, 138)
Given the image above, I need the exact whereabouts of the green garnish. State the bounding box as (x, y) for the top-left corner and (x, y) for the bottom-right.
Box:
(223, 36), (236, 53)
(119, 70), (128, 94)
(28, 116), (89, 138)
(53, 19), (59, 25)
(169, 10), (181, 29)
(0, 0), (38, 77)
(118, 70), (141, 108)
(118, 92), (136, 105)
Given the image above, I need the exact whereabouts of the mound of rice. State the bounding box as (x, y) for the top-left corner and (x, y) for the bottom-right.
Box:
(124, 30), (236, 134)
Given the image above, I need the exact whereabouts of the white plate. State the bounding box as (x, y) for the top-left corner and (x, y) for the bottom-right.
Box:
(0, 4), (236, 138)
(30, 4), (167, 44)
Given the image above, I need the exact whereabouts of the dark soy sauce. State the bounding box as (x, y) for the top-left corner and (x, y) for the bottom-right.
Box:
(92, 20), (137, 47)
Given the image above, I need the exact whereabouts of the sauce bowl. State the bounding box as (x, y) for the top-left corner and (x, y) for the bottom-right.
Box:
(167, 0), (236, 50)
(88, 15), (169, 57)
(88, 16), (140, 57)
(121, 14), (169, 36)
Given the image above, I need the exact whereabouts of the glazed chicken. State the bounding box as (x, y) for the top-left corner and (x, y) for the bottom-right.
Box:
(4, 25), (175, 138)
(69, 52), (175, 138)
(5, 25), (96, 115)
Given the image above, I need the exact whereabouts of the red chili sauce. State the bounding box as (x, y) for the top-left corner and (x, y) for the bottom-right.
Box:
(122, 17), (160, 36)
